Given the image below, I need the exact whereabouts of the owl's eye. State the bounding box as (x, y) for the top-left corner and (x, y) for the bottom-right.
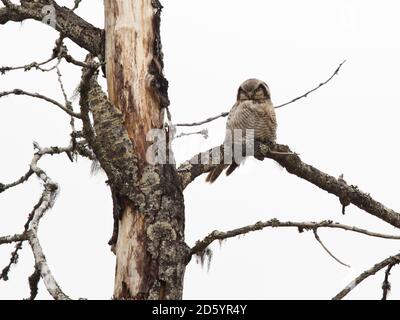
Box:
(254, 88), (265, 96)
(238, 89), (249, 100)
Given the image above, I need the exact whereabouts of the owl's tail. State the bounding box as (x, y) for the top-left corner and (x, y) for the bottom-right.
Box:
(206, 162), (239, 183)
(206, 164), (228, 183)
(225, 162), (239, 176)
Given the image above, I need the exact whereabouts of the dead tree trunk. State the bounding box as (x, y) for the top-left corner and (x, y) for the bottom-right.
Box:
(103, 0), (189, 300)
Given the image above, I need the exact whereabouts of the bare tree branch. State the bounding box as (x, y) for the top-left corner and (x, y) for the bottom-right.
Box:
(313, 229), (350, 268)
(0, 89), (81, 118)
(0, 233), (27, 245)
(0, 1), (104, 57)
(0, 34), (97, 76)
(0, 142), (83, 299)
(26, 231), (70, 300)
(175, 60), (346, 127)
(190, 218), (400, 256)
(333, 254), (400, 300)
(179, 142), (400, 229)
(0, 56), (57, 75)
(0, 191), (48, 281)
(0, 241), (23, 281)
(56, 65), (77, 161)
(24, 143), (71, 299)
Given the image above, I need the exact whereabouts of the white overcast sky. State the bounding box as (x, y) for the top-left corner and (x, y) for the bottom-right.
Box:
(1, 0), (400, 300)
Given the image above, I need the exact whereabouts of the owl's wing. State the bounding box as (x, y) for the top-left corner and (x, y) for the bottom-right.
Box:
(226, 101), (254, 130)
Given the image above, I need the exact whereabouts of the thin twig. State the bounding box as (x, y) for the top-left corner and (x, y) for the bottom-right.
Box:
(0, 241), (23, 281)
(313, 229), (350, 268)
(0, 193), (46, 281)
(333, 254), (400, 300)
(0, 56), (57, 75)
(176, 60), (346, 127)
(275, 60), (346, 109)
(0, 169), (33, 193)
(56, 66), (70, 106)
(56, 65), (77, 161)
(175, 129), (208, 139)
(176, 112), (229, 127)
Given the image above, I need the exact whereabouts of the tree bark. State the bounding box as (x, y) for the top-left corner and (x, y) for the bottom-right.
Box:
(103, 0), (189, 300)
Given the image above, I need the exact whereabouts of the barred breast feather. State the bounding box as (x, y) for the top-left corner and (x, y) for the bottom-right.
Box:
(226, 100), (277, 143)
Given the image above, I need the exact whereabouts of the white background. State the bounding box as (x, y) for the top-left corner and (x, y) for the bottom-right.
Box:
(1, 0), (400, 299)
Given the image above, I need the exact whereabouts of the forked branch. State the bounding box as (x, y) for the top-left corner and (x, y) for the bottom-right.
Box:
(0, 142), (85, 300)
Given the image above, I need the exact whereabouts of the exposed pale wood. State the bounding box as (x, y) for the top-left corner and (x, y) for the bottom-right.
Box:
(103, 0), (188, 300)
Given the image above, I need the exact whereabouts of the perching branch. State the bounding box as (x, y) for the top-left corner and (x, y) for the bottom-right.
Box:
(176, 60), (346, 127)
(178, 141), (400, 230)
(190, 218), (400, 256)
(333, 253), (400, 300)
